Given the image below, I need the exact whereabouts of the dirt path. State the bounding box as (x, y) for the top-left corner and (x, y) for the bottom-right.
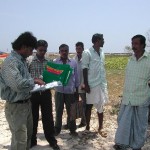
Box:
(0, 99), (150, 150)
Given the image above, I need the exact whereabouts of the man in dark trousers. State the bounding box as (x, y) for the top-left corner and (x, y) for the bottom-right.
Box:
(54, 44), (79, 136)
(74, 42), (86, 128)
(28, 40), (60, 150)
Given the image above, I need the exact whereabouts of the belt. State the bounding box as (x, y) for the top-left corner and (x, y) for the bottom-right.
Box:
(14, 99), (30, 104)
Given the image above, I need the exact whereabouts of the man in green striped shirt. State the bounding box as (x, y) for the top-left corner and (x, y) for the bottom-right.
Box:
(0, 32), (44, 150)
(114, 35), (150, 150)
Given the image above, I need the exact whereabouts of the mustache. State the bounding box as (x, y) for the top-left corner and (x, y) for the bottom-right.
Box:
(132, 47), (137, 50)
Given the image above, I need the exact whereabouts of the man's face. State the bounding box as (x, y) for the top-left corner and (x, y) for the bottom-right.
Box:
(76, 45), (83, 57)
(36, 46), (47, 58)
(59, 46), (69, 59)
(20, 46), (34, 58)
(97, 37), (104, 48)
(132, 38), (143, 53)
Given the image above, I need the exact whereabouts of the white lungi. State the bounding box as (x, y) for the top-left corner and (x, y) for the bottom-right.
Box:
(86, 85), (108, 113)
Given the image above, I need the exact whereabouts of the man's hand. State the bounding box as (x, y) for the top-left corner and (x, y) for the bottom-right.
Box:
(84, 84), (90, 93)
(34, 78), (45, 85)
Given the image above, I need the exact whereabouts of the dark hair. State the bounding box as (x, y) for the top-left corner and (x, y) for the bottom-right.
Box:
(37, 40), (48, 48)
(76, 42), (84, 49)
(92, 33), (103, 44)
(59, 44), (69, 50)
(132, 34), (146, 48)
(12, 32), (37, 50)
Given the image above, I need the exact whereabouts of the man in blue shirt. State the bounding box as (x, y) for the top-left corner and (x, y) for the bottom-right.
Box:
(54, 44), (79, 136)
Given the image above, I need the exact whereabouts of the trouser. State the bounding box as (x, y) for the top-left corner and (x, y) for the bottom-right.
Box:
(55, 92), (76, 133)
(5, 101), (33, 150)
(79, 93), (86, 124)
(31, 90), (57, 146)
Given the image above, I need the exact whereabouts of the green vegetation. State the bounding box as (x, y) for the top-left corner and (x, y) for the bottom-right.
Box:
(105, 55), (129, 70)
(0, 59), (3, 64)
(104, 55), (129, 115)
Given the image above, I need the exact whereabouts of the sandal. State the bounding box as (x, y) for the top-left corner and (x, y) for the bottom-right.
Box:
(98, 129), (107, 138)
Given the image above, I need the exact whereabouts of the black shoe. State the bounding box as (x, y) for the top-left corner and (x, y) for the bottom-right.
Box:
(78, 123), (86, 128)
(70, 131), (78, 136)
(62, 124), (69, 130)
(50, 144), (60, 150)
(113, 144), (126, 150)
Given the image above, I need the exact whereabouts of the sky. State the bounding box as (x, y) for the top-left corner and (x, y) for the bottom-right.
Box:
(0, 0), (150, 53)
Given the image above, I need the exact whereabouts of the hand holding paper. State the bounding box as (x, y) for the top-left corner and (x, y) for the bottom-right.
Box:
(31, 81), (62, 93)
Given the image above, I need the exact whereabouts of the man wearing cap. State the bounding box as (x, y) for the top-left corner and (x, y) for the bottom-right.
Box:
(82, 33), (108, 137)
(28, 40), (60, 150)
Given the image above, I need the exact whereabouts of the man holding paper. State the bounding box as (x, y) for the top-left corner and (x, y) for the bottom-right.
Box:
(28, 40), (59, 150)
(0, 32), (44, 150)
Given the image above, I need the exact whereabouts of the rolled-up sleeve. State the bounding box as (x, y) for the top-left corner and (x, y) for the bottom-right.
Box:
(81, 50), (90, 69)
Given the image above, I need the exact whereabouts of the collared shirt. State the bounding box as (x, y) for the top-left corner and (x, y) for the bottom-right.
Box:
(54, 57), (79, 94)
(0, 51), (34, 102)
(28, 55), (48, 78)
(122, 51), (150, 106)
(82, 47), (108, 95)
(74, 55), (85, 93)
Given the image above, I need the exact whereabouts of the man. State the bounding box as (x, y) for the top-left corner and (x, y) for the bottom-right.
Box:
(28, 40), (60, 150)
(82, 33), (108, 137)
(54, 44), (79, 136)
(114, 35), (150, 150)
(74, 42), (86, 128)
(0, 32), (44, 150)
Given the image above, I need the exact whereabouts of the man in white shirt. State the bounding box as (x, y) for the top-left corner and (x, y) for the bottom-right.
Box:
(74, 42), (86, 128)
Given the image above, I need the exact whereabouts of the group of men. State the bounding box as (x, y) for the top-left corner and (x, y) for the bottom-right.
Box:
(0, 31), (150, 150)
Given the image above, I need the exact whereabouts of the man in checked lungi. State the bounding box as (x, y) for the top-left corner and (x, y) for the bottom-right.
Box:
(114, 35), (150, 150)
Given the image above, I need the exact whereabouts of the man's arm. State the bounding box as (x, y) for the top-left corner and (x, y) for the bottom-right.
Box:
(74, 60), (79, 100)
(83, 68), (90, 93)
(82, 50), (90, 93)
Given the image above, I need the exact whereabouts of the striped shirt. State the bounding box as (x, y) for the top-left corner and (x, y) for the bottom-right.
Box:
(28, 55), (48, 79)
(122, 51), (150, 106)
(0, 51), (34, 102)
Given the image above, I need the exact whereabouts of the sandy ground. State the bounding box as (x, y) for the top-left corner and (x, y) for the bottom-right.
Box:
(0, 99), (150, 150)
